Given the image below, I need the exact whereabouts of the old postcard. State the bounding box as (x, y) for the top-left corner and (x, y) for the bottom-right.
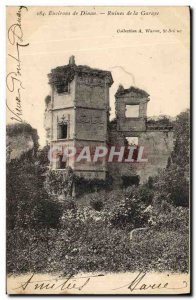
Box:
(6, 6), (190, 295)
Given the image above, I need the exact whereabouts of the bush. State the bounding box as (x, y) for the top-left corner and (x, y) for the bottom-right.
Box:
(121, 175), (140, 187)
(44, 167), (74, 196)
(74, 175), (113, 196)
(153, 206), (189, 233)
(90, 199), (104, 211)
(6, 111), (190, 275)
(7, 214), (189, 274)
(35, 198), (63, 229)
(151, 109), (190, 208)
(108, 186), (150, 230)
(7, 147), (63, 230)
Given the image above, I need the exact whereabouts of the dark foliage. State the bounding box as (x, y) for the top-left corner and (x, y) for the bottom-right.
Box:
(75, 175), (113, 196)
(110, 187), (150, 230)
(147, 115), (172, 126)
(153, 109), (190, 207)
(90, 199), (104, 211)
(44, 167), (74, 196)
(121, 175), (140, 187)
(6, 149), (62, 230)
(7, 209), (189, 274)
(7, 112), (190, 275)
(35, 198), (63, 229)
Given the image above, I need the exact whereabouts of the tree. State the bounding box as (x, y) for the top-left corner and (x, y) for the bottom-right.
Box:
(6, 123), (63, 229)
(153, 109), (190, 207)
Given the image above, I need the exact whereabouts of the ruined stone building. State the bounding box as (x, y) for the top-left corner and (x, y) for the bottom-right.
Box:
(44, 56), (174, 184)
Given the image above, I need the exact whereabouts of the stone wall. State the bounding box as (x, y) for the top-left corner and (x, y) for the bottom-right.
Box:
(53, 79), (76, 108)
(45, 58), (175, 184)
(76, 83), (108, 109)
(108, 127), (174, 184)
(73, 75), (109, 180)
(115, 87), (149, 132)
(75, 108), (106, 141)
(136, 130), (174, 182)
(45, 59), (113, 180)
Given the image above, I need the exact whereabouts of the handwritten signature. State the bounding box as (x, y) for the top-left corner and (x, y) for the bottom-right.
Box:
(12, 272), (188, 294)
(113, 272), (188, 292)
(6, 6), (29, 123)
(14, 273), (104, 292)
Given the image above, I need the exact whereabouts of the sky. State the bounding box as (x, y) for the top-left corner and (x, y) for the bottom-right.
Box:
(6, 6), (190, 146)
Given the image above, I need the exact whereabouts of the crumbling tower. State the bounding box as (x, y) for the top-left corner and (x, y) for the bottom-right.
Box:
(115, 85), (150, 133)
(44, 56), (113, 180)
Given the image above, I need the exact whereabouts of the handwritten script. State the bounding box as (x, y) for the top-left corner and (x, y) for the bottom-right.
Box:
(113, 272), (188, 292)
(11, 272), (189, 294)
(14, 273), (104, 292)
(6, 6), (29, 122)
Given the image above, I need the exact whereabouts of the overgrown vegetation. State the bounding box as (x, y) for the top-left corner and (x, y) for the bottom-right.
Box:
(6, 150), (63, 230)
(147, 115), (173, 127)
(6, 123), (39, 153)
(152, 110), (190, 208)
(7, 110), (190, 274)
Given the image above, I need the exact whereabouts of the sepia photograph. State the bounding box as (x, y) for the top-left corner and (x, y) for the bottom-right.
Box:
(6, 6), (190, 295)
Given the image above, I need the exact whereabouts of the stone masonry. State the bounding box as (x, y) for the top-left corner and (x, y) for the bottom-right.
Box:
(44, 56), (174, 184)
